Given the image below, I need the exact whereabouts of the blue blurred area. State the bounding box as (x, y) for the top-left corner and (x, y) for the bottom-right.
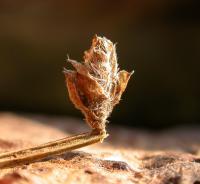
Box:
(0, 0), (199, 128)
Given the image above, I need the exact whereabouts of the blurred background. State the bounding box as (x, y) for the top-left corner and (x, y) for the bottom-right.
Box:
(0, 0), (199, 129)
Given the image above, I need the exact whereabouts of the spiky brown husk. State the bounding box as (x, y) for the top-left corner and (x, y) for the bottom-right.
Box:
(64, 35), (133, 133)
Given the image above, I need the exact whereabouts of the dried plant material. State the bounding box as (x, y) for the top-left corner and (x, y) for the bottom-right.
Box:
(0, 36), (132, 169)
(64, 35), (133, 133)
(0, 131), (106, 169)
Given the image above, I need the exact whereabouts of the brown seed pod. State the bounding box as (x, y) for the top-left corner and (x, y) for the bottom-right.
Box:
(64, 35), (133, 133)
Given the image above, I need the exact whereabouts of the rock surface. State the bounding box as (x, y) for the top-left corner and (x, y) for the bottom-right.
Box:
(0, 113), (200, 184)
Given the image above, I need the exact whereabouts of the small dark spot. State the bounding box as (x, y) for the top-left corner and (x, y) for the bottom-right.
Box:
(85, 170), (93, 174)
(41, 156), (52, 161)
(194, 181), (200, 184)
(38, 168), (45, 172)
(21, 165), (27, 169)
(112, 161), (130, 171)
(37, 167), (50, 173)
(78, 90), (89, 107)
(165, 176), (180, 184)
(143, 155), (175, 169)
(142, 156), (152, 160)
(194, 158), (200, 163)
(62, 151), (92, 160)
(134, 172), (143, 178)
(100, 160), (131, 172)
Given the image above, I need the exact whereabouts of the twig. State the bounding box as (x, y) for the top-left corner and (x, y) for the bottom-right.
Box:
(0, 131), (107, 169)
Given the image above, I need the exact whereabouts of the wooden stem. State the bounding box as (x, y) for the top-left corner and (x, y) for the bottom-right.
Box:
(0, 131), (107, 169)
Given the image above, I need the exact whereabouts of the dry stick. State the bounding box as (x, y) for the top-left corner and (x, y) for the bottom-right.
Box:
(0, 131), (107, 169)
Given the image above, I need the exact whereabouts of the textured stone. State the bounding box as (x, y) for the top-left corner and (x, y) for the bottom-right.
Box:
(0, 113), (200, 184)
